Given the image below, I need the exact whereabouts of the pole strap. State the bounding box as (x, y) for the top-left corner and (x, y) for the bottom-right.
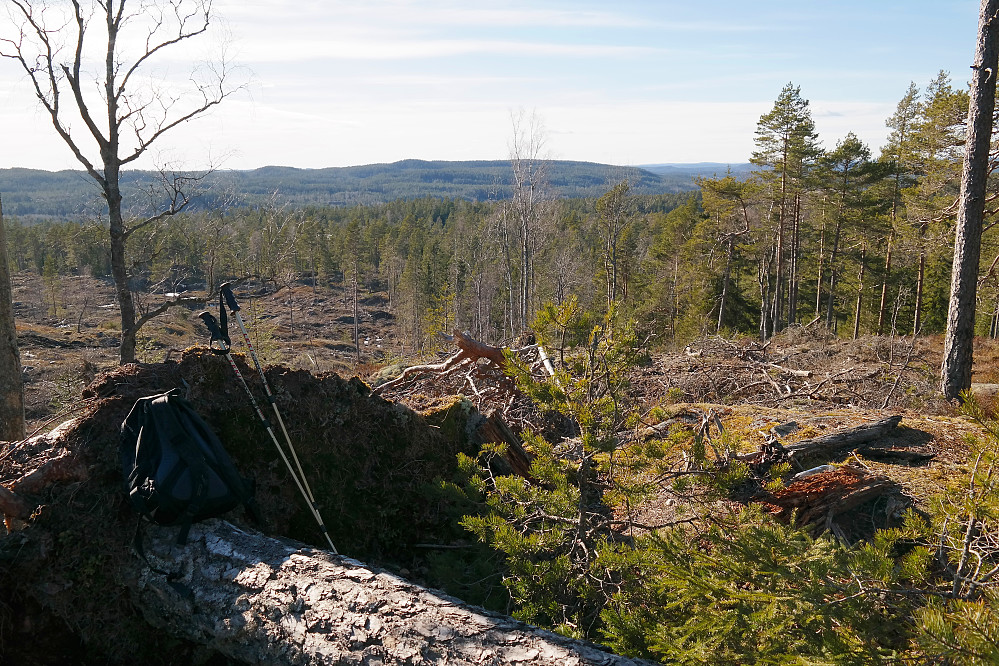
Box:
(198, 311), (231, 355)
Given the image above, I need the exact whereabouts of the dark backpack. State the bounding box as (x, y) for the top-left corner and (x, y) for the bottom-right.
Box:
(120, 388), (258, 544)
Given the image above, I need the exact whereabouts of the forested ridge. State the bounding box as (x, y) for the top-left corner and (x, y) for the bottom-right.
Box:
(0, 159), (718, 219)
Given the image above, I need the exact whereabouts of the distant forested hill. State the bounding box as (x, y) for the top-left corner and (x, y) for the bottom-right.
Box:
(0, 160), (749, 219)
(641, 162), (755, 180)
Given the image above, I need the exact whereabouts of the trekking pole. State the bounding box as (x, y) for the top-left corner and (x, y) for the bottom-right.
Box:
(199, 311), (338, 554)
(219, 283), (319, 508)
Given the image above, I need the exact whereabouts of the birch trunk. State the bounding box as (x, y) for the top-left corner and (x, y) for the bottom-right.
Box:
(134, 520), (654, 666)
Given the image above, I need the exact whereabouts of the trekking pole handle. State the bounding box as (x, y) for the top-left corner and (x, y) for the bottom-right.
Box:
(198, 311), (231, 354)
(220, 282), (241, 313)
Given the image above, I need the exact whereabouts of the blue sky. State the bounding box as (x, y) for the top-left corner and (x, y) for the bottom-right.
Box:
(0, 0), (981, 170)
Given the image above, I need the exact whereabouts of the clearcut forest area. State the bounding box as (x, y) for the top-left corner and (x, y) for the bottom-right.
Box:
(7, 73), (999, 666)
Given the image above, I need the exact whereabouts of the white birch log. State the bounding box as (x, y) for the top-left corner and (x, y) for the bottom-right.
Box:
(135, 519), (657, 666)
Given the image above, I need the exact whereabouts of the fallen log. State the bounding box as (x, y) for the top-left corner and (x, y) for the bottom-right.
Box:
(136, 519), (655, 666)
(782, 415), (903, 467)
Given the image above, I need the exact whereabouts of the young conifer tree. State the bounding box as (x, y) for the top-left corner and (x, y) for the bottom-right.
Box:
(460, 298), (642, 639)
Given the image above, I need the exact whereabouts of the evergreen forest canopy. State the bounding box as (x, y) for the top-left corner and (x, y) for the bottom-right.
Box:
(2, 73), (986, 347)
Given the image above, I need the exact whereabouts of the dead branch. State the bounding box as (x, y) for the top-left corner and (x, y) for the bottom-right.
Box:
(374, 330), (509, 396)
(131, 294), (208, 333)
(373, 352), (470, 394)
(10, 449), (88, 495)
(881, 335), (919, 410)
(768, 363), (812, 378)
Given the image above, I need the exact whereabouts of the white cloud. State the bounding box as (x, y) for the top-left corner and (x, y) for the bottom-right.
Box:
(217, 0), (646, 30)
(234, 37), (665, 64)
(0, 0), (977, 171)
(810, 100), (897, 153)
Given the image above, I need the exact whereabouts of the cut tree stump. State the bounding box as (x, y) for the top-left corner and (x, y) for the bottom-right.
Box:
(136, 519), (656, 666)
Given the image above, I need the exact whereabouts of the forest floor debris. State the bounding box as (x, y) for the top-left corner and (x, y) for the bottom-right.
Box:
(6, 269), (999, 663)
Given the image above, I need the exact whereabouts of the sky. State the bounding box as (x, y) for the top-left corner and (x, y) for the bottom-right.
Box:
(0, 0), (983, 171)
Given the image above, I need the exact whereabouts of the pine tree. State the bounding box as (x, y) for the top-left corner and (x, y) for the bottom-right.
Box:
(461, 303), (642, 639)
(751, 83), (821, 336)
(699, 175), (756, 332)
(814, 133), (878, 331)
(876, 83), (922, 333)
(907, 72), (969, 334)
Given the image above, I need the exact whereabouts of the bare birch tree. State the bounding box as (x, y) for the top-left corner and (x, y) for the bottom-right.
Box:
(1, 0), (241, 364)
(596, 180), (631, 310)
(507, 109), (555, 333)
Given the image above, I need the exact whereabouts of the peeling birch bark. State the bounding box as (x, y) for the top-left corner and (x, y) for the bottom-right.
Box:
(135, 520), (656, 666)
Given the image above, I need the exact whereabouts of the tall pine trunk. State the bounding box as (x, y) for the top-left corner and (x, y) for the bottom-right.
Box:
(942, 0), (999, 400)
(914, 253), (926, 334)
(854, 244), (867, 339)
(825, 216), (844, 328)
(788, 194), (801, 325)
(877, 232), (894, 334)
(815, 220), (826, 318)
